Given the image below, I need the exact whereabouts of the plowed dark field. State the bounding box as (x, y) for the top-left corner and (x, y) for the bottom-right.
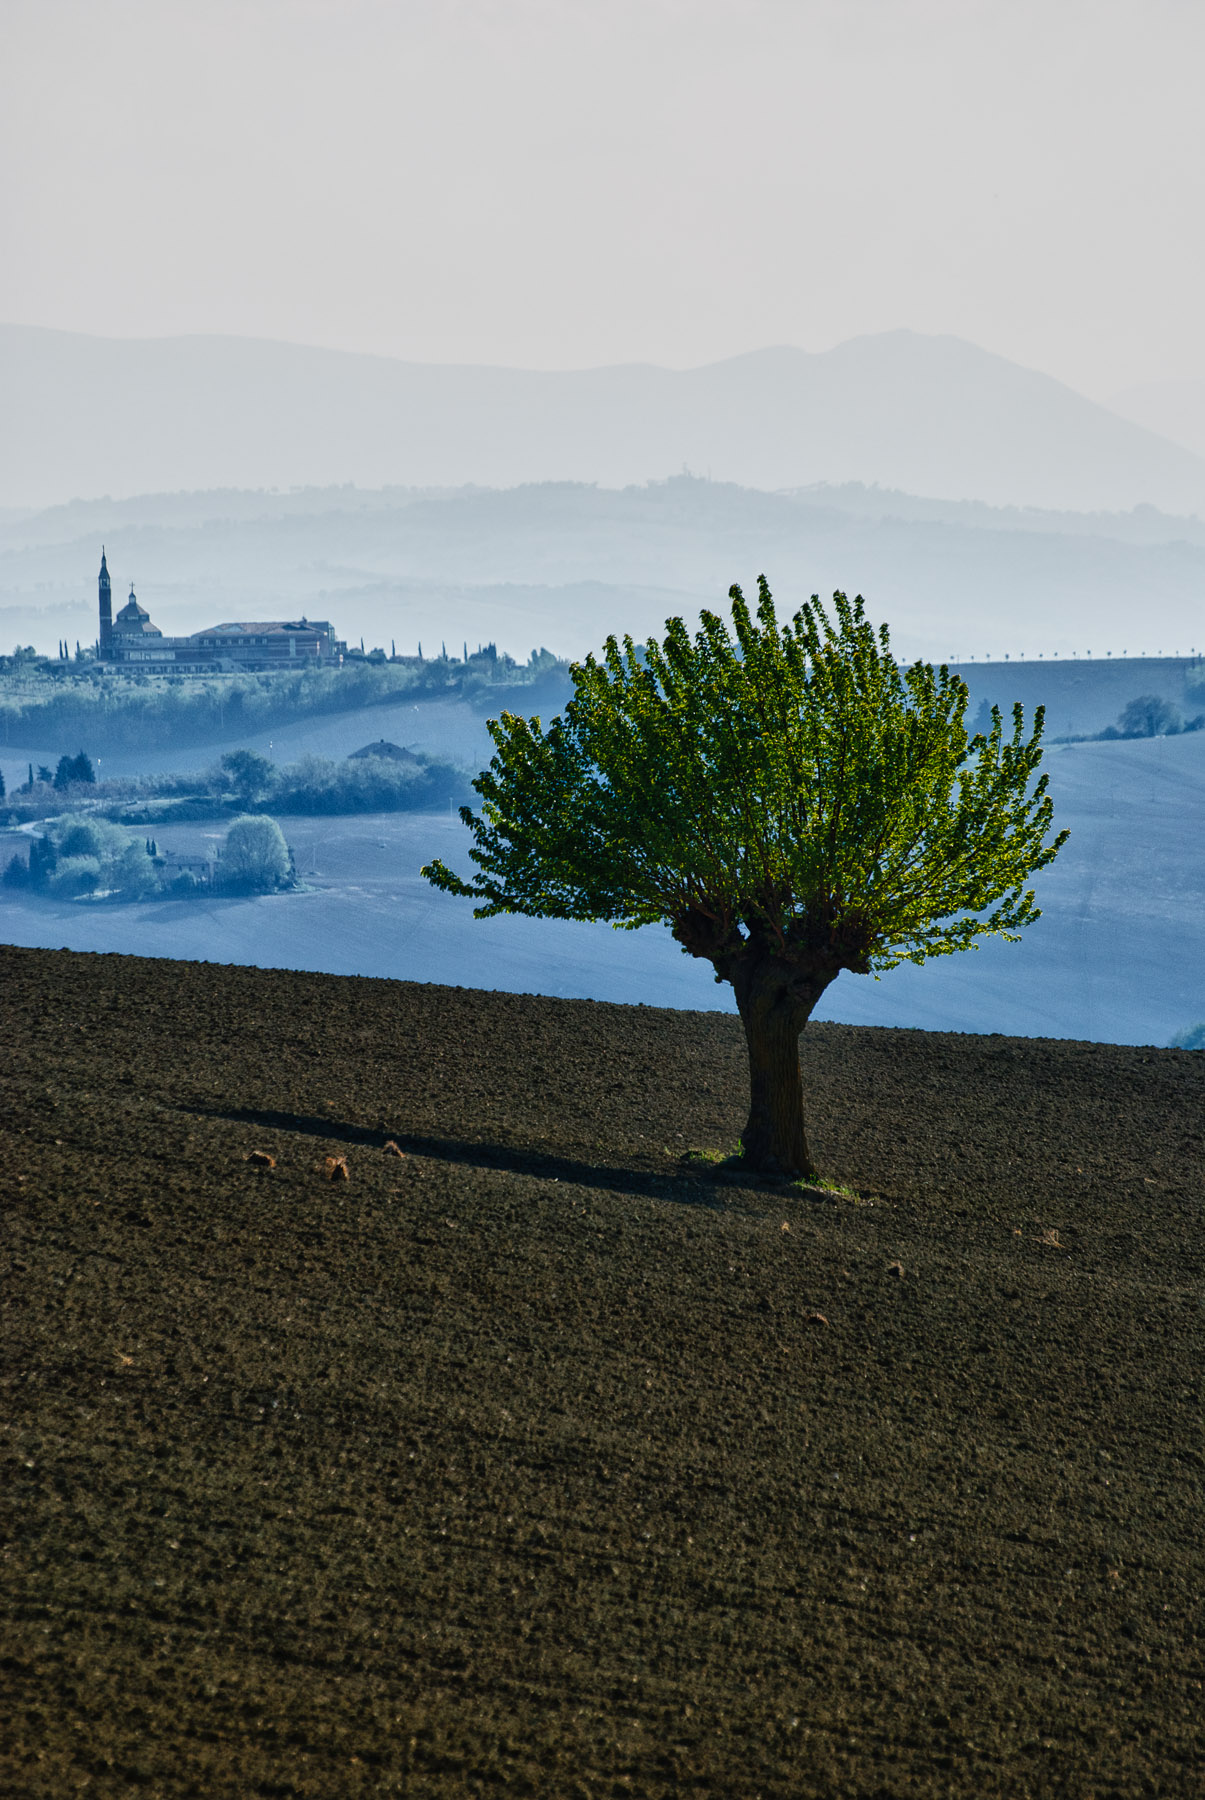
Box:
(3, 944), (1204, 1799)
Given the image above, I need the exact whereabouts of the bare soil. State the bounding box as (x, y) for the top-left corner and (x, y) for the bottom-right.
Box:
(2, 944), (1203, 1798)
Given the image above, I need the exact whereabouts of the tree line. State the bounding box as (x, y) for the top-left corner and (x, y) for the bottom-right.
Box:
(0, 647), (569, 752)
(2, 748), (466, 827)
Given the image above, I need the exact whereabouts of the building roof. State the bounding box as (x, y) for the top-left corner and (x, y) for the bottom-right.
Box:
(189, 620), (331, 638)
(348, 740), (420, 763)
(114, 589), (161, 634)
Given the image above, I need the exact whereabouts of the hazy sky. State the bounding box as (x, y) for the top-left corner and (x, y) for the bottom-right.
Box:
(3, 0), (1202, 398)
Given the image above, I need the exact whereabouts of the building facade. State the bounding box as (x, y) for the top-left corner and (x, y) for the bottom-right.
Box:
(95, 549), (344, 670)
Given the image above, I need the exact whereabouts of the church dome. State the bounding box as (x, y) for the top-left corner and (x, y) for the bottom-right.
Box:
(113, 585), (162, 635)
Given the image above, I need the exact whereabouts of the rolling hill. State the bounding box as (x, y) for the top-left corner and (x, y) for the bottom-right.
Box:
(5, 477), (1205, 667)
(5, 324), (1204, 513)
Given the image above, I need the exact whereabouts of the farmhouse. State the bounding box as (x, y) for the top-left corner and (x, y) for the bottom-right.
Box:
(96, 549), (345, 671)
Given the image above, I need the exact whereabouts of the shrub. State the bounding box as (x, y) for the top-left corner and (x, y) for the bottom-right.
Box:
(55, 818), (130, 861)
(47, 854), (103, 897)
(110, 841), (159, 899)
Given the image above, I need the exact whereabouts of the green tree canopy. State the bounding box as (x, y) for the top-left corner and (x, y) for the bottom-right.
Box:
(220, 749), (276, 805)
(221, 814), (291, 892)
(52, 751), (94, 789)
(424, 583), (1068, 1176)
(111, 841), (158, 899)
(1116, 694), (1181, 738)
(55, 817), (129, 862)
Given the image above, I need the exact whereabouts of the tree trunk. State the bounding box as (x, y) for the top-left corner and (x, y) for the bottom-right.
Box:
(734, 966), (834, 1178)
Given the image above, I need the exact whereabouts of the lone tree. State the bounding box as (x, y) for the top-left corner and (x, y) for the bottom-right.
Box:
(221, 814), (291, 892)
(220, 749), (276, 806)
(1116, 694), (1181, 739)
(423, 583), (1068, 1178)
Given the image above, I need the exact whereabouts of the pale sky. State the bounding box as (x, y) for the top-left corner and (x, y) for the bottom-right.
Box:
(3, 0), (1203, 399)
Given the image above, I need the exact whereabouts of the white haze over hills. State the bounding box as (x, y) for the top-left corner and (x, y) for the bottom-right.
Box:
(5, 324), (1205, 516)
(1109, 378), (1205, 460)
(5, 477), (1205, 670)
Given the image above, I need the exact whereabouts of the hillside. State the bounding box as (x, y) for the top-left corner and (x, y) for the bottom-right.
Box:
(5, 325), (1204, 513)
(4, 948), (1203, 1797)
(4, 707), (1205, 1049)
(7, 476), (1205, 667)
(954, 655), (1205, 741)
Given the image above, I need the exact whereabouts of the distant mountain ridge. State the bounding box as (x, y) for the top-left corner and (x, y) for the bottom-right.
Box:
(5, 476), (1205, 670)
(3, 324), (1203, 514)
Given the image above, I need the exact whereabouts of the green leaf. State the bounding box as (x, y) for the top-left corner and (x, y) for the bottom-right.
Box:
(420, 582), (1068, 986)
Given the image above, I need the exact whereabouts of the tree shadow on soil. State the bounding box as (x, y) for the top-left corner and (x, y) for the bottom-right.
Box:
(186, 1102), (777, 1209)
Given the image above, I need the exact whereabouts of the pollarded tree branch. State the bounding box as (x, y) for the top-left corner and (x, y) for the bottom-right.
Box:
(422, 583), (1068, 1175)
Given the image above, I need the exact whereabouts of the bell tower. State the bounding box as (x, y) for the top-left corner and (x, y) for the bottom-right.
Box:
(98, 547), (112, 656)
